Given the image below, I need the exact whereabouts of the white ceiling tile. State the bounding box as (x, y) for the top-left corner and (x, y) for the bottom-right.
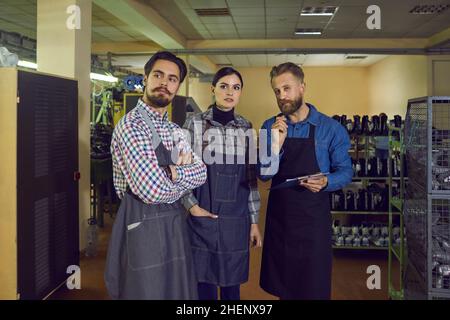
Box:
(233, 16), (265, 23)
(226, 55), (250, 67)
(200, 16), (234, 23)
(247, 54), (267, 67)
(204, 23), (237, 32)
(286, 54), (307, 64)
(227, 0), (264, 7)
(302, 0), (340, 6)
(187, 0), (227, 9)
(266, 7), (301, 16)
(266, 15), (299, 22)
(209, 55), (231, 64)
(266, 0), (302, 7)
(229, 7), (265, 16)
(267, 54), (289, 66)
(235, 23), (266, 30)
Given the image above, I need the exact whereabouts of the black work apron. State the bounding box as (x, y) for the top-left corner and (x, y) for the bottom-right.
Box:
(260, 124), (332, 300)
(104, 107), (198, 300)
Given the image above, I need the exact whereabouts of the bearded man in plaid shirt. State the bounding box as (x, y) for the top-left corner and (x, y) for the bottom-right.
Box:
(105, 51), (207, 300)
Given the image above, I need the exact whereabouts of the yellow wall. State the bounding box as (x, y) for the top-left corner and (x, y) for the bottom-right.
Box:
(188, 56), (434, 127)
(188, 78), (213, 112)
(428, 55), (450, 96)
(189, 66), (370, 129)
(368, 55), (428, 117)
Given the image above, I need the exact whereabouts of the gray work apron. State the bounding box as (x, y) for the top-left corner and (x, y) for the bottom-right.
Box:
(104, 106), (198, 300)
(188, 120), (251, 286)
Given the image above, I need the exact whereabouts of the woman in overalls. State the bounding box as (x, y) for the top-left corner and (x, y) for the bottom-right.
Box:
(181, 67), (263, 300)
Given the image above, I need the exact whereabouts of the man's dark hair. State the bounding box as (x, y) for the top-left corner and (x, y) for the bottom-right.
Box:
(144, 51), (187, 83)
(212, 67), (244, 87)
(270, 62), (305, 83)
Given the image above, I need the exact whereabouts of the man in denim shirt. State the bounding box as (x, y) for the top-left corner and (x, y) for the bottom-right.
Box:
(259, 62), (352, 300)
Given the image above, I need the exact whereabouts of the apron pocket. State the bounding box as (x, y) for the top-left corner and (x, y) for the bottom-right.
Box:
(188, 216), (218, 251)
(218, 216), (249, 252)
(126, 218), (163, 270)
(214, 172), (238, 202)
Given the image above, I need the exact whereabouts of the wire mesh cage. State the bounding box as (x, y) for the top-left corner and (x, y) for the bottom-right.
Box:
(404, 196), (450, 299)
(430, 197), (450, 294)
(405, 97), (450, 194)
(404, 97), (450, 300)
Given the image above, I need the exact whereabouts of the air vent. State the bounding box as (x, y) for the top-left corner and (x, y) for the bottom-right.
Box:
(295, 28), (322, 35)
(195, 8), (230, 16)
(409, 4), (450, 14)
(345, 55), (368, 60)
(301, 6), (338, 16)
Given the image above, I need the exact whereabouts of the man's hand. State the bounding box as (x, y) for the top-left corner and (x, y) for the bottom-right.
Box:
(168, 165), (178, 181)
(250, 224), (263, 248)
(271, 116), (288, 154)
(176, 151), (192, 166)
(189, 205), (218, 219)
(299, 176), (328, 193)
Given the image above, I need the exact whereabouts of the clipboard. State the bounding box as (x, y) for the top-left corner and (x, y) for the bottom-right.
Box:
(269, 172), (330, 191)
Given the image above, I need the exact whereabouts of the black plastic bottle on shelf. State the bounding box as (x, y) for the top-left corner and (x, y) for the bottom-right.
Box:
(358, 158), (367, 177)
(357, 189), (368, 211)
(334, 190), (345, 211)
(368, 157), (378, 177)
(345, 190), (355, 211)
(340, 115), (347, 129)
(345, 119), (354, 134)
(380, 113), (388, 136)
(352, 115), (361, 135)
(371, 115), (380, 136)
(361, 115), (370, 135)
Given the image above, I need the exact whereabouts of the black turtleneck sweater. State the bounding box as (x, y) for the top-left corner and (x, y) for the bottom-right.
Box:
(212, 105), (235, 126)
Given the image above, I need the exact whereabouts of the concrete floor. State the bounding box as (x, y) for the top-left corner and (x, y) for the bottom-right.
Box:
(49, 180), (398, 300)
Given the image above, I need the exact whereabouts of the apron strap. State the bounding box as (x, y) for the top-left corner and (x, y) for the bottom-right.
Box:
(138, 105), (162, 150)
(308, 123), (316, 139)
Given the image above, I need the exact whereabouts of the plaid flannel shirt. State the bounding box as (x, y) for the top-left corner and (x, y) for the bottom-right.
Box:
(111, 99), (207, 204)
(181, 107), (261, 224)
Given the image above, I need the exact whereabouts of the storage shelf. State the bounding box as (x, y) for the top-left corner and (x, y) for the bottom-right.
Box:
(331, 211), (400, 215)
(352, 177), (408, 181)
(333, 245), (388, 250)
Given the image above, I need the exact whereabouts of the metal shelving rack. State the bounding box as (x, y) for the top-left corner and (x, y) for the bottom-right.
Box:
(388, 126), (407, 300)
(332, 131), (401, 251)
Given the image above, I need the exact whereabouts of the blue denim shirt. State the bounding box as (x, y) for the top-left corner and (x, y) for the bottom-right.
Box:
(258, 103), (353, 192)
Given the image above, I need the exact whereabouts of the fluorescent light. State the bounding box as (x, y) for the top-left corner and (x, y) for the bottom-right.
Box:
(301, 12), (334, 16)
(90, 72), (118, 83)
(18, 60), (37, 69)
(295, 31), (322, 35)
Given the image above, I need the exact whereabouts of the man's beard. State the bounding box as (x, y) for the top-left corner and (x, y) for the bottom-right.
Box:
(146, 87), (171, 108)
(278, 95), (303, 116)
